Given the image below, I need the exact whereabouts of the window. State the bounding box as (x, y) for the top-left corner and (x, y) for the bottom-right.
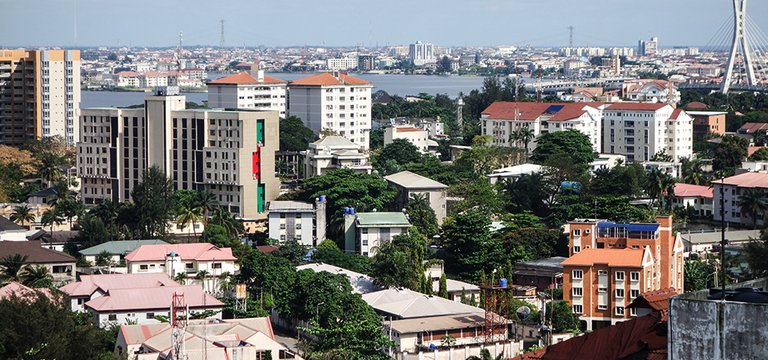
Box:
(598, 287), (607, 293)
(598, 305), (608, 310)
(631, 289), (640, 299)
(630, 307), (637, 316)
(615, 306), (625, 315)
(572, 270), (583, 279)
(212, 263), (222, 269)
(139, 264), (148, 271)
(573, 229), (581, 236)
(108, 314), (117, 321)
(146, 313), (155, 319)
(573, 305), (583, 314)
(572, 287), (583, 297)
(598, 270), (608, 276)
(630, 272), (640, 281)
(574, 246), (581, 253)
(615, 271), (625, 281)
(186, 263), (193, 269)
(615, 289), (625, 298)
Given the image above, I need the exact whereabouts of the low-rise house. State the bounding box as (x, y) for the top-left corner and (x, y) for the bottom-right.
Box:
(672, 183), (713, 216)
(385, 171), (448, 225)
(79, 240), (169, 266)
(0, 216), (27, 241)
(267, 198), (326, 246)
(296, 263), (381, 294)
(86, 284), (223, 327)
(383, 126), (438, 155)
(712, 172), (768, 227)
(680, 229), (760, 255)
(0, 240), (76, 284)
(0, 281), (55, 301)
(343, 210), (411, 257)
(303, 136), (372, 178)
(59, 273), (180, 312)
(115, 317), (299, 360)
(124, 243), (238, 292)
(513, 256), (566, 291)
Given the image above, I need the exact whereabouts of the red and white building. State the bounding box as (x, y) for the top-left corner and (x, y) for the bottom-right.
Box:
(207, 69), (288, 117)
(602, 103), (693, 162)
(713, 172), (768, 227)
(59, 273), (180, 312)
(562, 216), (684, 330)
(480, 102), (604, 152)
(672, 183), (714, 217)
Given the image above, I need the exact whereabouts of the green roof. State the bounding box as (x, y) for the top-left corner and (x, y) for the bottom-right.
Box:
(79, 240), (169, 256)
(355, 212), (411, 227)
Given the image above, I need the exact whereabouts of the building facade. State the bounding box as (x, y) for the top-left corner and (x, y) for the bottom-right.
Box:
(0, 49), (80, 145)
(688, 111), (727, 138)
(288, 72), (372, 150)
(343, 210), (411, 257)
(267, 198), (326, 246)
(77, 88), (279, 220)
(383, 126), (437, 155)
(481, 102), (603, 153)
(408, 42), (435, 66)
(303, 136), (372, 178)
(602, 103), (693, 162)
(384, 170), (448, 225)
(562, 216), (684, 330)
(712, 172), (768, 227)
(207, 70), (287, 117)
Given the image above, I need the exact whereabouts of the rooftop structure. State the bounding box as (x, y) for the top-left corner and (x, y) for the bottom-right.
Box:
(296, 263), (381, 294)
(385, 171), (448, 225)
(207, 69), (287, 117)
(362, 288), (484, 319)
(79, 239), (169, 264)
(59, 273), (180, 312)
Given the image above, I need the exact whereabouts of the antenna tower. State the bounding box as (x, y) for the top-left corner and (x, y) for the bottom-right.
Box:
(721, 0), (757, 94)
(170, 292), (189, 360)
(176, 32), (183, 72)
(568, 26), (574, 48)
(480, 279), (511, 345)
(220, 20), (226, 48)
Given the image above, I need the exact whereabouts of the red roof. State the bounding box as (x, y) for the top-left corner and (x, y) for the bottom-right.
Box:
(683, 101), (708, 110)
(289, 72), (370, 86)
(481, 102), (598, 122)
(668, 108), (684, 120)
(59, 273), (179, 297)
(673, 183), (713, 198)
(716, 172), (768, 188)
(739, 123), (768, 134)
(749, 146), (768, 157)
(606, 103), (669, 111)
(560, 248), (644, 268)
(124, 243), (236, 262)
(208, 71), (286, 85)
(396, 127), (423, 133)
(84, 285), (223, 312)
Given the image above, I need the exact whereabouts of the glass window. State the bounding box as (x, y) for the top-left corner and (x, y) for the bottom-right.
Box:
(572, 270), (583, 279)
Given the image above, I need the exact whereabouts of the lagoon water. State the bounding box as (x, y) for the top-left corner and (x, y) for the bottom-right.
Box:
(81, 73), (489, 108)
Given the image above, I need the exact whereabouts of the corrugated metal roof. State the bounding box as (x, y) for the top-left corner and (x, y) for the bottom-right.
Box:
(362, 288), (484, 319)
(385, 171), (448, 189)
(355, 212), (411, 227)
(79, 240), (169, 256)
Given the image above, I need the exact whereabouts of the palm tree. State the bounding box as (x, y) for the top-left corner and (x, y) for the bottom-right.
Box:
(176, 196), (203, 240)
(194, 190), (218, 223)
(510, 127), (535, 156)
(681, 157), (706, 185)
(210, 208), (244, 238)
(41, 208), (64, 248)
(174, 272), (188, 285)
(739, 188), (768, 227)
(38, 153), (65, 187)
(9, 205), (35, 229)
(91, 199), (120, 223)
(20, 265), (53, 288)
(0, 254), (28, 283)
(196, 270), (210, 292)
(644, 168), (666, 208)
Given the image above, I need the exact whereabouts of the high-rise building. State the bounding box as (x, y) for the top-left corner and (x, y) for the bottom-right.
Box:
(408, 42), (435, 66)
(602, 103), (693, 162)
(287, 72), (373, 150)
(357, 54), (374, 71)
(638, 37), (659, 56)
(207, 67), (287, 117)
(0, 49), (80, 145)
(562, 216), (684, 330)
(77, 87), (279, 221)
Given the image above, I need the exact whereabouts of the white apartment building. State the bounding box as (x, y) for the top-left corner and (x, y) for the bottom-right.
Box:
(77, 87), (280, 220)
(713, 172), (768, 227)
(602, 103), (693, 163)
(480, 102), (603, 153)
(383, 126), (437, 154)
(267, 198), (326, 246)
(40, 50), (80, 144)
(288, 72), (373, 150)
(326, 56), (358, 71)
(303, 136), (372, 178)
(207, 69), (287, 117)
(408, 42), (435, 66)
(343, 211), (412, 257)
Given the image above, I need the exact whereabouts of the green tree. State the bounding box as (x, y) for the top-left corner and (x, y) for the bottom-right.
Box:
(545, 301), (580, 333)
(438, 273), (449, 298)
(649, 150), (673, 162)
(37, 153), (65, 187)
(371, 230), (427, 291)
(209, 208), (245, 239)
(712, 135), (749, 174)
(175, 193), (203, 240)
(684, 258), (717, 291)
(749, 147), (768, 161)
(376, 138), (423, 170)
(745, 236), (768, 278)
(9, 205), (35, 228)
(645, 168), (675, 209)
(272, 240), (309, 266)
(20, 265), (53, 288)
(280, 116), (318, 152)
(131, 166), (176, 239)
(56, 197), (83, 229)
(510, 127), (535, 155)
(466, 349), (505, 360)
(41, 207), (64, 245)
(312, 240), (372, 274)
(738, 188), (768, 228)
(680, 157), (707, 185)
(530, 129), (595, 168)
(0, 254), (28, 283)
(200, 224), (238, 248)
(440, 210), (504, 281)
(405, 193), (438, 236)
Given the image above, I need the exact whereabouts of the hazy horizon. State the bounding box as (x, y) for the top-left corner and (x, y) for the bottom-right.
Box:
(1, 0), (767, 49)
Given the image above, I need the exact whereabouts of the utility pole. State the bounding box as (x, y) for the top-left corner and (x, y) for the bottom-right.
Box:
(568, 26), (574, 48)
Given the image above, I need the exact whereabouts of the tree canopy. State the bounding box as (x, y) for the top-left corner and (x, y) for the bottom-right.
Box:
(530, 129), (595, 167)
(280, 116), (318, 152)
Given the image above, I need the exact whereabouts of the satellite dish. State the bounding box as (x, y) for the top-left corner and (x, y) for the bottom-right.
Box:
(516, 306), (531, 321)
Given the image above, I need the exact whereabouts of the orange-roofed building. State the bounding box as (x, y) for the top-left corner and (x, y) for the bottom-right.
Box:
(288, 72), (373, 150)
(480, 102), (604, 153)
(602, 103), (692, 162)
(207, 66), (287, 117)
(562, 216), (684, 330)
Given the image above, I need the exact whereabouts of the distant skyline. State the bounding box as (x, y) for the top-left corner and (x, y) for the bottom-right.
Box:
(2, 0), (768, 48)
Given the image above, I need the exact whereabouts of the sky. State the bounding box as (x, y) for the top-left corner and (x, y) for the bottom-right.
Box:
(1, 0), (767, 48)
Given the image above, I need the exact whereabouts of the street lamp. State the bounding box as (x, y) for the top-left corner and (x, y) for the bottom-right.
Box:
(316, 301), (325, 324)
